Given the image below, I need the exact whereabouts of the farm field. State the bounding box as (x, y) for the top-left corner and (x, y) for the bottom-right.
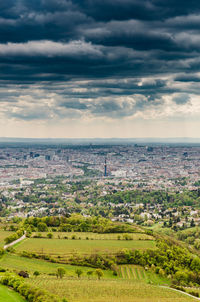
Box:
(26, 277), (196, 302)
(15, 237), (156, 255)
(32, 231), (153, 240)
(118, 265), (170, 285)
(0, 253), (197, 302)
(0, 284), (26, 302)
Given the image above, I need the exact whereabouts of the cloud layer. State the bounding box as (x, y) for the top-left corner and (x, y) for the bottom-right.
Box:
(0, 0), (200, 137)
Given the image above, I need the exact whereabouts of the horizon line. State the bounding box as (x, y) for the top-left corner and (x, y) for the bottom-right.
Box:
(1, 137), (200, 140)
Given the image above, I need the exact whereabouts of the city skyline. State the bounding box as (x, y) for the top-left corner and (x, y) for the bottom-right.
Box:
(1, 1), (200, 138)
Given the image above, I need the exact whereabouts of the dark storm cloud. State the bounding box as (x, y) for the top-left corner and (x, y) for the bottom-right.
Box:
(174, 74), (200, 82)
(74, 0), (200, 21)
(1, 0), (200, 121)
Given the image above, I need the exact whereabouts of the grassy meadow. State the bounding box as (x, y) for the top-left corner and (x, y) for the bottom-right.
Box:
(0, 284), (26, 302)
(0, 253), (114, 278)
(0, 254), (167, 283)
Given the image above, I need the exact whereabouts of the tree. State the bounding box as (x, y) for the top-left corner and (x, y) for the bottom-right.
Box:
(75, 269), (83, 278)
(191, 258), (200, 272)
(175, 271), (189, 284)
(95, 269), (103, 280)
(33, 271), (40, 277)
(87, 270), (93, 279)
(194, 239), (200, 250)
(191, 219), (195, 228)
(57, 267), (65, 279)
(37, 222), (48, 232)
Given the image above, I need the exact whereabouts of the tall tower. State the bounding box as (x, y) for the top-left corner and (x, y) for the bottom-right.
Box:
(104, 158), (107, 177)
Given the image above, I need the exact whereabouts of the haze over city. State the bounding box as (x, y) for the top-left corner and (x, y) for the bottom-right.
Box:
(1, 0), (200, 138)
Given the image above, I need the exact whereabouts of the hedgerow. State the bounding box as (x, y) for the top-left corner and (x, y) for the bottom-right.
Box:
(0, 273), (64, 302)
(4, 230), (24, 245)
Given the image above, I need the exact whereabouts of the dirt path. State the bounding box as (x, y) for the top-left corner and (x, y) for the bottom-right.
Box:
(3, 234), (26, 250)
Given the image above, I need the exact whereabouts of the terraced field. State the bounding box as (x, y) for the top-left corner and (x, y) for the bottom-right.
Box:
(118, 265), (170, 285)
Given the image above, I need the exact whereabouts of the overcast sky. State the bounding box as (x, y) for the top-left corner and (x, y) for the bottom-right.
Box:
(1, 0), (200, 138)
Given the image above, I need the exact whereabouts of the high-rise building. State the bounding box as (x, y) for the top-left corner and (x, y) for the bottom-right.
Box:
(104, 158), (107, 177)
(45, 155), (51, 161)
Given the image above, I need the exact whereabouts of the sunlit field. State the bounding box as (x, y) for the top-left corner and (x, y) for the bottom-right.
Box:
(26, 277), (196, 302)
(0, 253), (114, 278)
(15, 237), (156, 256)
(0, 284), (26, 302)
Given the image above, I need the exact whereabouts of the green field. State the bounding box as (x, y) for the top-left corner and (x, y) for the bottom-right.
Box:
(26, 277), (196, 302)
(0, 284), (26, 302)
(0, 254), (197, 301)
(1, 230), (197, 302)
(15, 237), (156, 256)
(0, 253), (115, 279)
(32, 231), (153, 240)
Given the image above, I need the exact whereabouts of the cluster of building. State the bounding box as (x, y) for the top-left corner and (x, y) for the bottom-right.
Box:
(0, 144), (199, 190)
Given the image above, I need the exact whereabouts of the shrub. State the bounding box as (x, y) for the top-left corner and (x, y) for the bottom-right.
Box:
(87, 270), (93, 278)
(6, 247), (15, 253)
(37, 222), (48, 232)
(57, 267), (65, 279)
(33, 271), (40, 277)
(189, 291), (199, 297)
(75, 269), (83, 278)
(0, 248), (5, 256)
(95, 269), (104, 280)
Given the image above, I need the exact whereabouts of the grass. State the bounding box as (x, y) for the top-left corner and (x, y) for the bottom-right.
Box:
(26, 277), (196, 302)
(0, 253), (115, 279)
(15, 237), (156, 256)
(32, 232), (153, 240)
(0, 254), (197, 302)
(0, 284), (26, 302)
